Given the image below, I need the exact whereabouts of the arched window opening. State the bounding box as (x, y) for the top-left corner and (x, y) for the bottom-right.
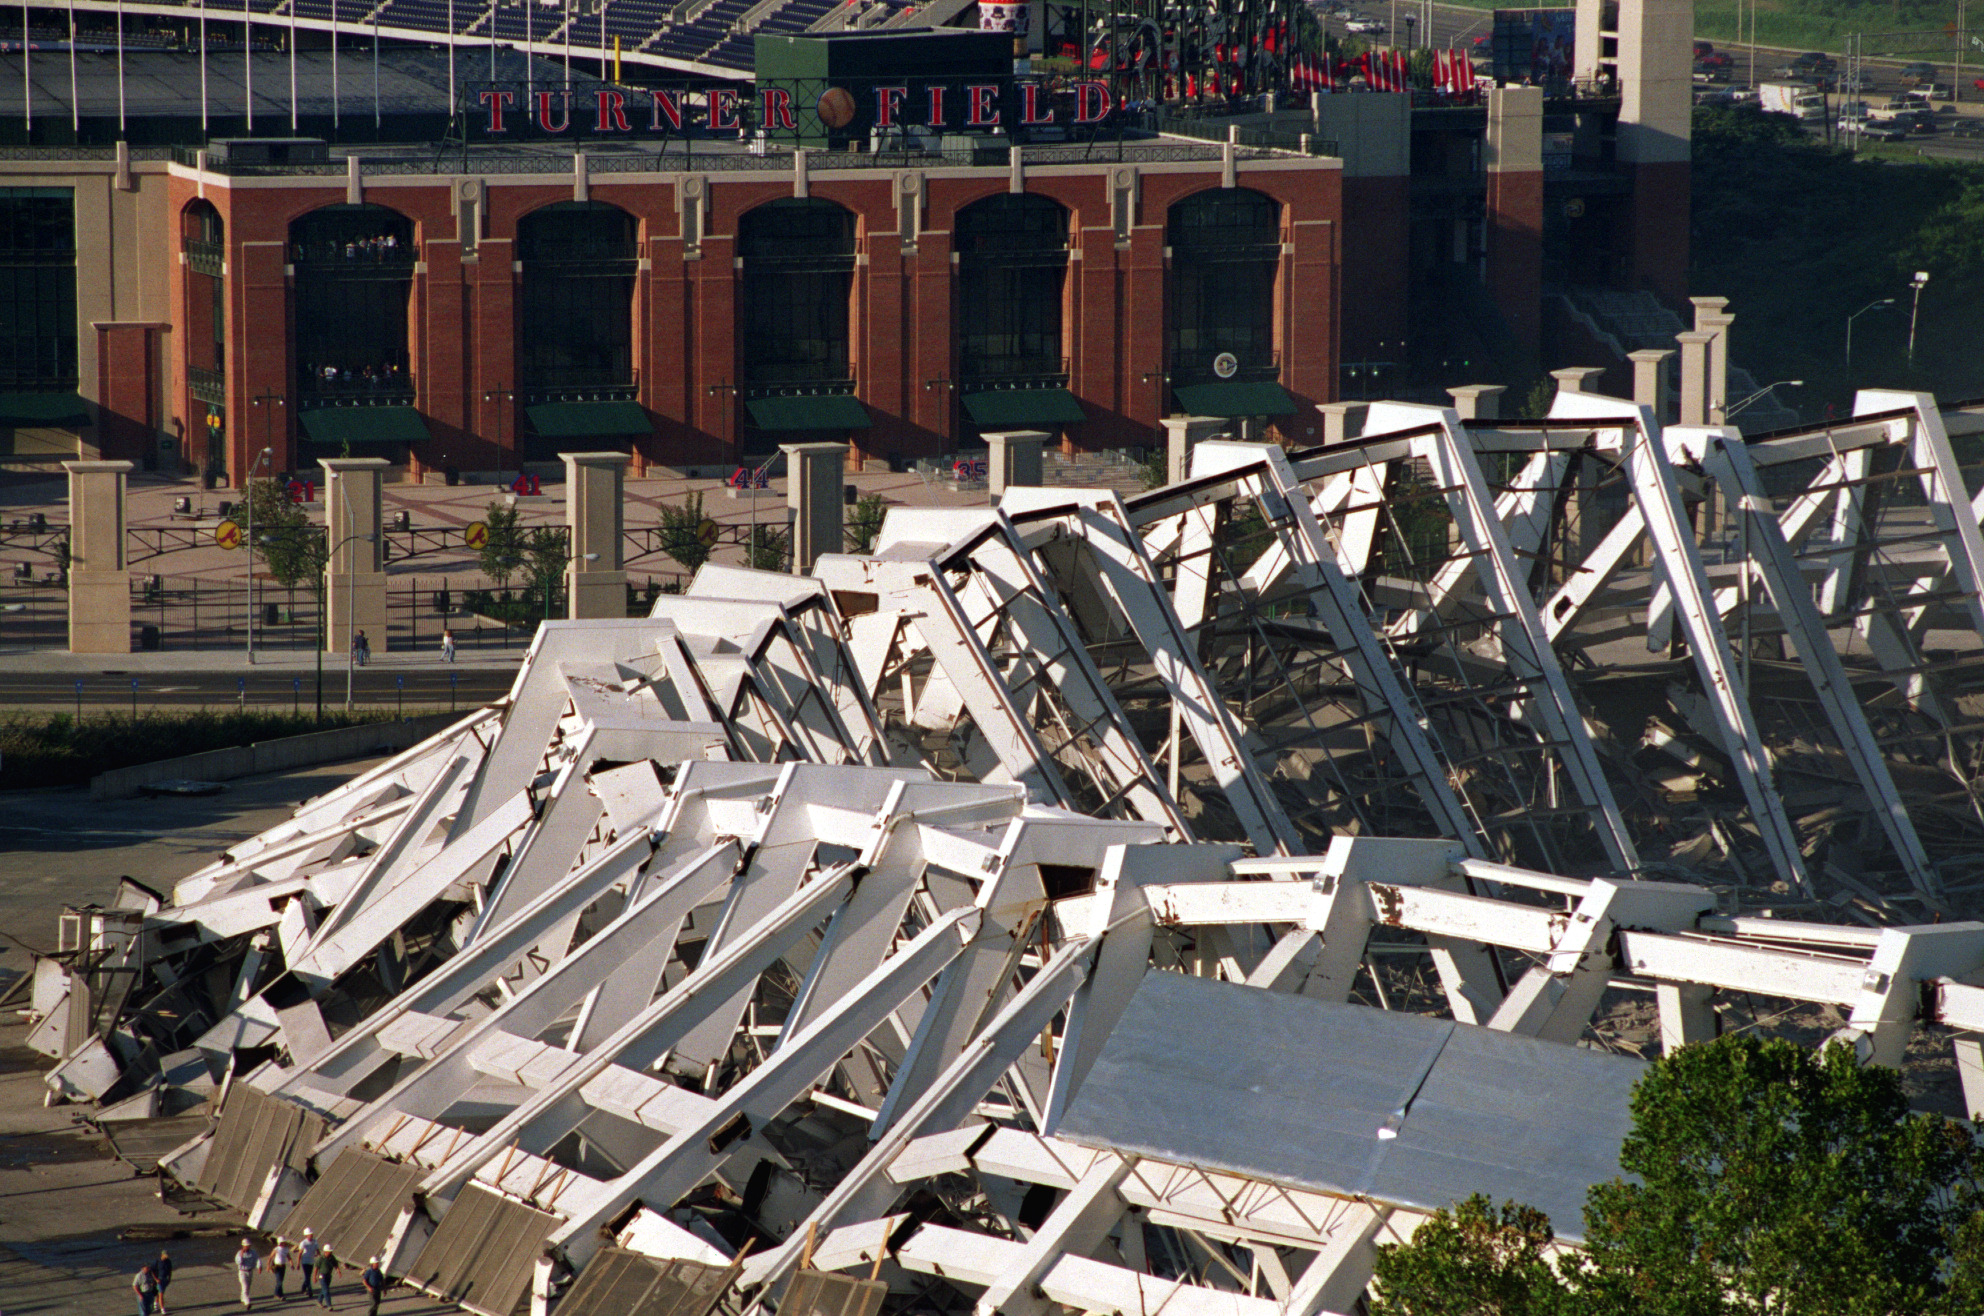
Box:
(1165, 188), (1280, 388)
(289, 205), (414, 410)
(955, 193), (1069, 390)
(737, 199), (856, 391)
(516, 202), (637, 402)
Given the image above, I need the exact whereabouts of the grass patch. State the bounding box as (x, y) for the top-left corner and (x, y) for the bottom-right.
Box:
(0, 708), (407, 791)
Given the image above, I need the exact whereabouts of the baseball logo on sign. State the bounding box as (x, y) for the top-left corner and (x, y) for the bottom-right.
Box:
(816, 86), (857, 130)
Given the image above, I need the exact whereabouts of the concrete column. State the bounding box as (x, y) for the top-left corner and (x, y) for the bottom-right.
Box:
(1318, 402), (1368, 446)
(1676, 332), (1713, 427)
(1163, 415), (1228, 485)
(564, 452), (630, 619)
(1447, 385), (1506, 421)
(1698, 310), (1734, 424)
(984, 430), (1047, 502)
(1617, 0), (1694, 303)
(1484, 87), (1545, 364)
(63, 460), (132, 653)
(782, 442), (847, 574)
(1551, 366), (1608, 397)
(1629, 349), (1674, 421)
(320, 457), (389, 655)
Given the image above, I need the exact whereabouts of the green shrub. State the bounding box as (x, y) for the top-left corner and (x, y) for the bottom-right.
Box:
(0, 709), (404, 790)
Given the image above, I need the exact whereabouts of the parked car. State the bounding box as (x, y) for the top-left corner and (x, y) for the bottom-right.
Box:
(1949, 119), (1984, 137)
(1697, 50), (1732, 69)
(1345, 16), (1386, 33)
(1694, 39), (1714, 57)
(1861, 123), (1909, 141)
(1899, 61), (1938, 86)
(1974, 75), (1984, 91)
(1791, 51), (1837, 73)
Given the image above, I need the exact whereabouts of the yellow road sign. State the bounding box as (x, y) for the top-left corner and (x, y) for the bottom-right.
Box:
(214, 519), (242, 550)
(464, 520), (489, 550)
(696, 518), (720, 547)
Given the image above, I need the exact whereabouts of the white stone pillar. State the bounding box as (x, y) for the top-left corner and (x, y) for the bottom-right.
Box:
(564, 451), (630, 618)
(64, 459), (132, 654)
(321, 457), (389, 654)
(1676, 331), (1713, 427)
(1162, 415), (1228, 485)
(782, 441), (848, 574)
(1550, 366), (1608, 396)
(1447, 385), (1506, 421)
(1629, 348), (1674, 421)
(1318, 402), (1369, 446)
(985, 430), (1047, 502)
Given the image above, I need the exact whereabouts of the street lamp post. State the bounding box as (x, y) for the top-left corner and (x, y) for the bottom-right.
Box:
(1725, 379), (1805, 419)
(1845, 297), (1896, 370)
(240, 435), (274, 664)
(340, 527), (377, 710)
(1907, 270), (1930, 367)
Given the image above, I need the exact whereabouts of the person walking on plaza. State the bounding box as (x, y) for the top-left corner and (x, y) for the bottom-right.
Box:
(235, 1238), (262, 1310)
(354, 630), (371, 666)
(270, 1237), (292, 1300)
(315, 1245), (339, 1310)
(154, 1249), (175, 1314)
(132, 1260), (159, 1316)
(441, 628), (456, 662)
(297, 1228), (319, 1296)
(360, 1257), (386, 1316)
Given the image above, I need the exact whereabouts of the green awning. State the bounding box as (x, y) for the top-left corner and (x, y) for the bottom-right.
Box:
(0, 391), (88, 428)
(746, 394), (871, 431)
(525, 400), (652, 438)
(1173, 382), (1301, 418)
(961, 388), (1087, 428)
(300, 406), (429, 446)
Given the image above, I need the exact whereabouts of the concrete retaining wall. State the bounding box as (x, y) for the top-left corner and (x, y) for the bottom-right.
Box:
(89, 712), (457, 800)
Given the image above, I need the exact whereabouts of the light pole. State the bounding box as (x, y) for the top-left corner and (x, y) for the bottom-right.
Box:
(1907, 270), (1930, 367)
(1725, 379), (1804, 419)
(240, 437), (273, 664)
(1844, 297), (1895, 370)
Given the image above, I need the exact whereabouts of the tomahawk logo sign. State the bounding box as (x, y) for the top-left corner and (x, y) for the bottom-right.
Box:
(467, 78), (1115, 138)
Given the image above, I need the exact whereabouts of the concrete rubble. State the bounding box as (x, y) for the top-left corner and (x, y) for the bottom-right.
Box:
(17, 388), (1984, 1316)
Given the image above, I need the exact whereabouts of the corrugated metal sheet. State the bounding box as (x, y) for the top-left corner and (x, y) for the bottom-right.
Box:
(556, 1246), (736, 1316)
(404, 1182), (559, 1316)
(1052, 973), (1644, 1241)
(282, 1148), (424, 1268)
(194, 1085), (327, 1211)
(783, 1270), (888, 1316)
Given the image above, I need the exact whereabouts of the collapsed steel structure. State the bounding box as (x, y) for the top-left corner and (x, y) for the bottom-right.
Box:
(19, 387), (1984, 1316)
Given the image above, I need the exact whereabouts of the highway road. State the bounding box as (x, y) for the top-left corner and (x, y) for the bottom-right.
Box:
(0, 664), (518, 714)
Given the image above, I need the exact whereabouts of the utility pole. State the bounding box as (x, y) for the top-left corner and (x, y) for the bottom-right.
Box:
(483, 384), (516, 481)
(246, 398), (281, 665)
(1908, 270), (1930, 367)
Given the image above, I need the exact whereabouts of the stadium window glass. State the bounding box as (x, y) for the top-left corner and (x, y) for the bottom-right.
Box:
(289, 205), (416, 406)
(1166, 188), (1281, 384)
(737, 199), (856, 388)
(0, 188), (77, 390)
(517, 202), (638, 397)
(955, 193), (1069, 387)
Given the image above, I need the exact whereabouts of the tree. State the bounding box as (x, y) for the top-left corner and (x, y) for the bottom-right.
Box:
(1371, 1195), (1572, 1316)
(657, 491), (713, 574)
(522, 526), (569, 618)
(1368, 1035), (1984, 1316)
(747, 523), (788, 572)
(845, 493), (887, 554)
(477, 500), (525, 587)
(248, 477), (327, 594)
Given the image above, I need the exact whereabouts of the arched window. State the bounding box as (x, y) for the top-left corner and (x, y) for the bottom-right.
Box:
(289, 204), (414, 408)
(736, 199), (856, 389)
(182, 201), (227, 478)
(1165, 188), (1280, 385)
(954, 194), (1069, 388)
(516, 202), (637, 399)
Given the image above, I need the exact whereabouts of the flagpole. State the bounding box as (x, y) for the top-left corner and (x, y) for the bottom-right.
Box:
(330, 0), (338, 131)
(289, 0), (297, 131)
(199, 0), (208, 136)
(446, 0), (454, 111)
(245, 7), (253, 133)
(67, 0), (77, 133)
(23, 3), (32, 137)
(371, 1), (378, 130)
(114, 0), (123, 134)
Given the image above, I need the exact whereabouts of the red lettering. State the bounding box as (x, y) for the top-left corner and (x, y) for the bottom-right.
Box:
(534, 91), (570, 132)
(595, 90), (631, 132)
(710, 89), (740, 132)
(966, 84), (1002, 127)
(1021, 82), (1054, 125)
(926, 85), (946, 126)
(759, 86), (796, 131)
(478, 89), (516, 133)
(1073, 80), (1111, 123)
(874, 85), (907, 128)
(651, 89), (683, 130)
